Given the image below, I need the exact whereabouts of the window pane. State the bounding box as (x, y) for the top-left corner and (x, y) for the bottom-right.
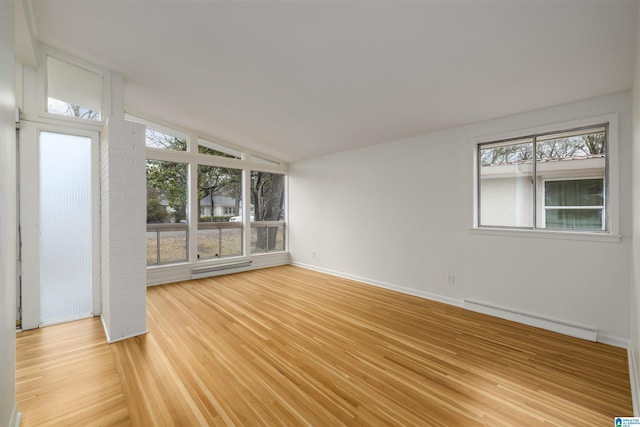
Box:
(198, 138), (243, 159)
(159, 228), (188, 263)
(198, 165), (242, 260)
(477, 125), (608, 232)
(198, 166), (242, 222)
(251, 172), (285, 221)
(545, 179), (603, 207)
(252, 155), (281, 166)
(251, 172), (285, 253)
(146, 160), (188, 265)
(146, 128), (187, 151)
(47, 56), (102, 121)
(536, 126), (606, 230)
(537, 128), (606, 161)
(197, 227), (243, 259)
(479, 140), (533, 227)
(146, 226), (189, 265)
(146, 232), (158, 265)
(545, 209), (603, 230)
(251, 225), (285, 254)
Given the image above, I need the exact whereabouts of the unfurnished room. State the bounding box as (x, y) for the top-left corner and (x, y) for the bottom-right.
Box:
(2, 0), (640, 426)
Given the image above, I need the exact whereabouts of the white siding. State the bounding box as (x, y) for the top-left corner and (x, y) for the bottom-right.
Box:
(480, 176), (533, 227)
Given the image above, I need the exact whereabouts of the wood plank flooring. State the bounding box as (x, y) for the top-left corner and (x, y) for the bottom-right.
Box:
(16, 265), (633, 425)
(16, 317), (131, 426)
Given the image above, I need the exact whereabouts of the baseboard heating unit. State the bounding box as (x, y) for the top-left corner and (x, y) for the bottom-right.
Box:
(462, 299), (597, 342)
(192, 259), (253, 279)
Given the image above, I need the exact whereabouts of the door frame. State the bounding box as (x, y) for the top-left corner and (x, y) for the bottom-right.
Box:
(16, 127), (21, 329)
(19, 121), (100, 329)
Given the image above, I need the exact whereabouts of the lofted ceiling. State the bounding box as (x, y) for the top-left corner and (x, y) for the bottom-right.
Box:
(27, 0), (638, 163)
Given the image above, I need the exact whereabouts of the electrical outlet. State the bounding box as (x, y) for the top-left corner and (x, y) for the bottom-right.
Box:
(311, 251), (316, 258)
(447, 275), (455, 285)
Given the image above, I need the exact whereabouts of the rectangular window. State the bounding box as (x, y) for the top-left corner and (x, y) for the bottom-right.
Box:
(478, 125), (607, 232)
(146, 127), (188, 151)
(198, 138), (243, 159)
(251, 171), (285, 254)
(124, 115), (188, 151)
(197, 165), (242, 260)
(146, 160), (188, 265)
(544, 179), (604, 230)
(47, 56), (102, 121)
(478, 138), (534, 228)
(252, 154), (281, 166)
(136, 112), (289, 270)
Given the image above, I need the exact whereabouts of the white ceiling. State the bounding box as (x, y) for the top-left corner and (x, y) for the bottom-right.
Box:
(29, 0), (638, 163)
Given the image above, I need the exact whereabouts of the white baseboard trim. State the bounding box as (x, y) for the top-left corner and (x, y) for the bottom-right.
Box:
(9, 405), (22, 427)
(100, 314), (111, 343)
(463, 299), (597, 342)
(629, 348), (640, 416)
(147, 262), (191, 286)
(291, 261), (629, 349)
(40, 312), (94, 328)
(101, 315), (148, 344)
(148, 253), (290, 286)
(290, 261), (463, 308)
(106, 329), (149, 344)
(598, 334), (631, 349)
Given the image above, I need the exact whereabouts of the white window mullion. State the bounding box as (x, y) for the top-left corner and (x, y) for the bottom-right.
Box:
(532, 135), (538, 229)
(242, 169), (251, 257)
(188, 132), (198, 263)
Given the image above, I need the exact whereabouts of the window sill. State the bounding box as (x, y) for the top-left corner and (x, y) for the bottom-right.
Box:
(250, 250), (288, 257)
(469, 227), (621, 243)
(146, 261), (190, 270)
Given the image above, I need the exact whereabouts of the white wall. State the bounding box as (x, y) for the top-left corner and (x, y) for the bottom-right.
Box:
(0, 2), (18, 426)
(289, 91), (632, 344)
(100, 117), (148, 343)
(629, 3), (640, 415)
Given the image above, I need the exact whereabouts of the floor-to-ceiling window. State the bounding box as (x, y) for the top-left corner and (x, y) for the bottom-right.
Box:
(250, 171), (286, 254)
(197, 165), (243, 260)
(130, 114), (288, 273)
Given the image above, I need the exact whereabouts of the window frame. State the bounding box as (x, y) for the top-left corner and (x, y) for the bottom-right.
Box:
(198, 137), (244, 160)
(196, 163), (244, 260)
(542, 177), (606, 231)
(136, 112), (289, 269)
(146, 159), (190, 266)
(250, 170), (287, 255)
(471, 114), (619, 242)
(38, 45), (111, 127)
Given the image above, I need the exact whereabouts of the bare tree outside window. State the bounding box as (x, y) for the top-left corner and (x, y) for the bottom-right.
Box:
(47, 98), (101, 121)
(251, 172), (285, 253)
(478, 125), (607, 230)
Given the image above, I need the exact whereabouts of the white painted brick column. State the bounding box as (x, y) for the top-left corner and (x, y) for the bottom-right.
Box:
(100, 117), (147, 342)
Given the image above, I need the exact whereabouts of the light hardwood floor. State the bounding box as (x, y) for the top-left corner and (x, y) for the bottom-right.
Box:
(16, 316), (131, 426)
(17, 265), (633, 425)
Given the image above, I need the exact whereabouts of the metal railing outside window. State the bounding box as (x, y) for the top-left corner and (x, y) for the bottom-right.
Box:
(146, 223), (188, 265)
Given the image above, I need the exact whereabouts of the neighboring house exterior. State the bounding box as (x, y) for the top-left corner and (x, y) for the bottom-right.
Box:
(480, 154), (606, 230)
(199, 195), (237, 218)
